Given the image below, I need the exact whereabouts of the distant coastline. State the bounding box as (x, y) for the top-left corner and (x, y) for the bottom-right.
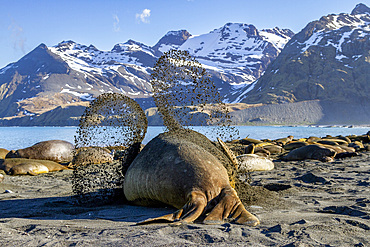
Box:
(0, 125), (368, 151)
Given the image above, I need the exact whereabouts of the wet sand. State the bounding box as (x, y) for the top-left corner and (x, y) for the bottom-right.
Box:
(0, 152), (369, 246)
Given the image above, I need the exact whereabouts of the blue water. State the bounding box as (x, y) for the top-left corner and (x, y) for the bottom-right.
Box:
(0, 126), (368, 150)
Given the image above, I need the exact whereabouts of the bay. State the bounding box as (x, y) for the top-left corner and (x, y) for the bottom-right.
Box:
(0, 125), (368, 151)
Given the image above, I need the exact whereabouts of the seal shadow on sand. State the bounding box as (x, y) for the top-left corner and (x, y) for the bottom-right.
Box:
(0, 194), (176, 224)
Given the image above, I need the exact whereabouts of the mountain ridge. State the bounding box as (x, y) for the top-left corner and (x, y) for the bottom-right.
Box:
(1, 3), (369, 126)
(237, 3), (370, 106)
(0, 22), (293, 125)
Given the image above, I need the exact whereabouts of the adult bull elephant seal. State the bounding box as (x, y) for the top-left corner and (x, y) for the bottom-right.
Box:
(124, 129), (260, 226)
(6, 140), (74, 163)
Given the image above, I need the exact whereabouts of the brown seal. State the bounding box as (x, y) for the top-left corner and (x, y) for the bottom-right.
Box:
(245, 144), (255, 154)
(123, 130), (260, 226)
(6, 140), (74, 163)
(274, 135), (294, 145)
(0, 148), (9, 159)
(282, 144), (336, 162)
(252, 147), (270, 157)
(70, 147), (113, 168)
(262, 145), (284, 154)
(284, 141), (308, 151)
(239, 137), (262, 145)
(0, 158), (68, 175)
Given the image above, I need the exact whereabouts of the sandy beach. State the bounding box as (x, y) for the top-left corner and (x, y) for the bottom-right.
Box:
(0, 148), (369, 246)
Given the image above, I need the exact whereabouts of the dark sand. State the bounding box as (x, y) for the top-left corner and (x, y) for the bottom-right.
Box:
(1, 152), (369, 246)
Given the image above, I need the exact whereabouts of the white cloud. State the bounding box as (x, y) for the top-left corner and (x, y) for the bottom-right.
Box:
(8, 20), (26, 53)
(113, 14), (120, 32)
(136, 9), (151, 23)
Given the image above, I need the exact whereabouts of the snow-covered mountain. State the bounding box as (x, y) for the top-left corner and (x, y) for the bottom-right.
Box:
(0, 22), (293, 125)
(152, 30), (192, 55)
(237, 3), (370, 105)
(180, 24), (293, 83)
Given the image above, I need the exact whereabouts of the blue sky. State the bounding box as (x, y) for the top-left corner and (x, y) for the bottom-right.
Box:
(0, 0), (369, 68)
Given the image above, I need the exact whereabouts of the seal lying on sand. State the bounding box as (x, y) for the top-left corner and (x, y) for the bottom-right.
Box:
(124, 130), (260, 226)
(217, 139), (274, 172)
(6, 140), (74, 163)
(237, 154), (274, 172)
(70, 147), (113, 168)
(0, 148), (9, 159)
(0, 158), (68, 175)
(282, 144), (336, 162)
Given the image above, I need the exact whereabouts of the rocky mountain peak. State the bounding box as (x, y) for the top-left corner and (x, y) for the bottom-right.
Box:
(351, 3), (370, 15)
(262, 27), (295, 39)
(54, 40), (77, 51)
(218, 23), (259, 38)
(152, 29), (191, 54)
(238, 4), (370, 106)
(164, 30), (191, 41)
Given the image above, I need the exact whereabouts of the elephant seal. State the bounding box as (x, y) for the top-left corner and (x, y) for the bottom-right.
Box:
(9, 163), (49, 175)
(0, 158), (68, 175)
(239, 138), (262, 145)
(282, 144), (336, 162)
(244, 144), (271, 157)
(284, 142), (308, 151)
(218, 140), (274, 170)
(70, 147), (113, 168)
(262, 145), (284, 154)
(0, 148), (9, 159)
(252, 147), (270, 158)
(237, 154), (274, 172)
(123, 130), (260, 226)
(336, 136), (351, 143)
(6, 140), (74, 163)
(321, 138), (348, 145)
(317, 140), (339, 146)
(349, 141), (365, 151)
(307, 136), (321, 143)
(245, 144), (255, 154)
(274, 136), (294, 145)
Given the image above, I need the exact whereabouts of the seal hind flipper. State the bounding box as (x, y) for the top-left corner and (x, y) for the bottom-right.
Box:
(137, 191), (207, 225)
(136, 210), (182, 225)
(203, 187), (260, 226)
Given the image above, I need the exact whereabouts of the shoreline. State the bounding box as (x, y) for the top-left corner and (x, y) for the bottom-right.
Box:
(1, 151), (369, 246)
(0, 126), (369, 151)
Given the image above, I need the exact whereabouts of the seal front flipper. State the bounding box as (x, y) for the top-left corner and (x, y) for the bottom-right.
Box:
(136, 191), (207, 225)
